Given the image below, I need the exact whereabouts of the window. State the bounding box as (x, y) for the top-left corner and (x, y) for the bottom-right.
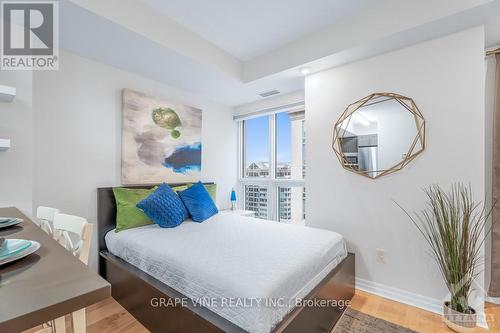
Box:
(239, 110), (305, 224)
(276, 112), (291, 179)
(278, 186), (305, 225)
(276, 112), (304, 179)
(244, 116), (269, 178)
(244, 184), (268, 219)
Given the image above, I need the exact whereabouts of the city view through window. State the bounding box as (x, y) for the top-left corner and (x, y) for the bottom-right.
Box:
(242, 111), (305, 224)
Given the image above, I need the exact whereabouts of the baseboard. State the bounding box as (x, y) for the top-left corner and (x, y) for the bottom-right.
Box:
(356, 278), (443, 315)
(486, 296), (500, 305)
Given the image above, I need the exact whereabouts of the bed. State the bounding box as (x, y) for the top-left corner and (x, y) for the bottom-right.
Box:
(97, 184), (355, 333)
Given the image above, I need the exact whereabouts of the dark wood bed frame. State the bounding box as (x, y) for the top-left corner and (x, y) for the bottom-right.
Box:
(97, 183), (355, 333)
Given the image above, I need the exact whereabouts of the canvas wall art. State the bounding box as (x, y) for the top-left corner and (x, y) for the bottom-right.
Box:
(122, 89), (202, 184)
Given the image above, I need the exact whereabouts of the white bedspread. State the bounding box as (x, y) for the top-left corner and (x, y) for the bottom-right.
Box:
(105, 213), (347, 333)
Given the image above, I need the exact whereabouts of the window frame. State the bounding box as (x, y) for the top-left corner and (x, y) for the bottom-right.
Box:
(237, 111), (305, 222)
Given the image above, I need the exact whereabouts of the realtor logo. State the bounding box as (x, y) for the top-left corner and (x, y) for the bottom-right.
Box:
(1, 1), (58, 70)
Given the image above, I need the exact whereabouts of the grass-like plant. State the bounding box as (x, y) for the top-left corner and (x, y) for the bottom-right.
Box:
(396, 183), (493, 314)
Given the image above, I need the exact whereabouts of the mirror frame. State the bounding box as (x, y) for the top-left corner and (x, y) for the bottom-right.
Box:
(332, 92), (426, 179)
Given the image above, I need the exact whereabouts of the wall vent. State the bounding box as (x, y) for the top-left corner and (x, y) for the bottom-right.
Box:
(258, 89), (280, 98)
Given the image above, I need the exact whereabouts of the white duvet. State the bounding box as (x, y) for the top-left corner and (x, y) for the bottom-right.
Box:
(105, 213), (347, 333)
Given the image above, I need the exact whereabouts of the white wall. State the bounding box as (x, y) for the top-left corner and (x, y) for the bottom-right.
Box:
(306, 27), (486, 313)
(0, 70), (33, 215)
(485, 52), (496, 301)
(32, 50), (237, 269)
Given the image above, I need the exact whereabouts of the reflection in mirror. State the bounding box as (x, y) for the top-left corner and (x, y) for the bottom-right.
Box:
(333, 93), (425, 179)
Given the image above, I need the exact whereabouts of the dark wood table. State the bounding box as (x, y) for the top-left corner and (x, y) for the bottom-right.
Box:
(0, 207), (111, 333)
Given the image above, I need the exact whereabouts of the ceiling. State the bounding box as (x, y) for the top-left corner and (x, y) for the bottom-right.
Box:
(140, 0), (373, 61)
(59, 1), (304, 106)
(65, 0), (500, 107)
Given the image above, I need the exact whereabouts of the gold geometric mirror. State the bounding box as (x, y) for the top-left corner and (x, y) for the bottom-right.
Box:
(332, 93), (425, 179)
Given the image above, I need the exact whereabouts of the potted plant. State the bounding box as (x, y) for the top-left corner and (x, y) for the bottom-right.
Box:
(396, 184), (494, 333)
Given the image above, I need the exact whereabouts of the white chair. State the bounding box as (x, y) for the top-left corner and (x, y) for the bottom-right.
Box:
(53, 213), (92, 265)
(49, 213), (93, 333)
(36, 206), (60, 236)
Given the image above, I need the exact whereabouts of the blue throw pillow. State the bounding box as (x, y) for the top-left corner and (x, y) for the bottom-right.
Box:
(178, 181), (218, 222)
(136, 183), (188, 228)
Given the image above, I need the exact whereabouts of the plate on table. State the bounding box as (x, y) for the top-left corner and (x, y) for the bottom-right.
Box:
(0, 239), (32, 259)
(0, 217), (22, 223)
(0, 218), (23, 229)
(0, 240), (40, 266)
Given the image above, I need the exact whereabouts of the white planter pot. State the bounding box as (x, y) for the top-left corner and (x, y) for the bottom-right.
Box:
(443, 301), (476, 333)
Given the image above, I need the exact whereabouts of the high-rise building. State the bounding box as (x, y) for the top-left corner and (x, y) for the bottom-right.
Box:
(244, 184), (269, 219)
(244, 163), (295, 222)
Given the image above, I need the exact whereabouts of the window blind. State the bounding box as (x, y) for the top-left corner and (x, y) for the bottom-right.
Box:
(233, 101), (305, 121)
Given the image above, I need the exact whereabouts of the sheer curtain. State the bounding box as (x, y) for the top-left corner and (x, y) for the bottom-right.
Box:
(491, 54), (500, 297)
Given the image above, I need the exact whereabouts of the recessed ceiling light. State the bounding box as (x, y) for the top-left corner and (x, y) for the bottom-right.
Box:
(299, 67), (311, 75)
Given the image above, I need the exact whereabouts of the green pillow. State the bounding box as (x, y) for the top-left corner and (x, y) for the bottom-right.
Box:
(113, 187), (157, 232)
(171, 183), (217, 202)
(204, 184), (217, 202)
(171, 185), (189, 192)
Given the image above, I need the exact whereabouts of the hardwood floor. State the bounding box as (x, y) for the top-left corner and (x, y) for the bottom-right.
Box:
(24, 290), (500, 333)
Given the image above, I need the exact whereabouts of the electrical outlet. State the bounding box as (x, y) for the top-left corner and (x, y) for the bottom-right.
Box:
(376, 248), (386, 264)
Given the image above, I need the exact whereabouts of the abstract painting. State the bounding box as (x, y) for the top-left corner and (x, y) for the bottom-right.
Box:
(122, 89), (202, 184)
